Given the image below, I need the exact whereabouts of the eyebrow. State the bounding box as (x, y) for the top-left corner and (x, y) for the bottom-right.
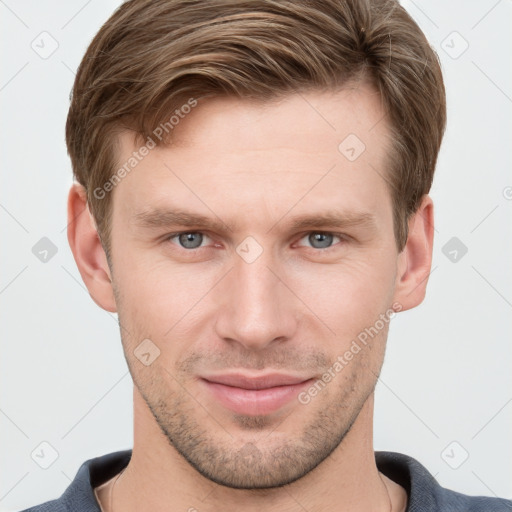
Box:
(133, 209), (232, 232)
(132, 207), (377, 233)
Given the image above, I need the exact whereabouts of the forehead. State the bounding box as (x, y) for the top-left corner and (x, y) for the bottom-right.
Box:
(111, 84), (392, 231)
(159, 83), (387, 153)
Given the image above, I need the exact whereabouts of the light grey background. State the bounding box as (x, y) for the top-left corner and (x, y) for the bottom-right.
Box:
(1, 1), (511, 510)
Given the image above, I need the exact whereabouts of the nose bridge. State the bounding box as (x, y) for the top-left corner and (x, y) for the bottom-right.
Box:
(214, 241), (297, 350)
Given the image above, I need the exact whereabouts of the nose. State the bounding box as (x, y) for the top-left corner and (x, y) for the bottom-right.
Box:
(214, 247), (299, 351)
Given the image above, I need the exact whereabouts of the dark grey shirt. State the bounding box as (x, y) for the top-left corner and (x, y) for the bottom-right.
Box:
(20, 450), (512, 511)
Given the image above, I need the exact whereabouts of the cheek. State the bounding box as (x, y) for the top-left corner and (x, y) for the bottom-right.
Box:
(114, 258), (221, 342)
(287, 255), (396, 339)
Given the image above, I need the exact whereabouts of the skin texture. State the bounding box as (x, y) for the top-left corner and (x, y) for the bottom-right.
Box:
(69, 82), (433, 512)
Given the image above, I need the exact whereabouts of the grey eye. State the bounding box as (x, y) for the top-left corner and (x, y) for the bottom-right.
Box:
(308, 232), (334, 249)
(178, 232), (204, 249)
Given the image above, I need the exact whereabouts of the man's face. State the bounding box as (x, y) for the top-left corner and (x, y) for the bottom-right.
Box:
(108, 84), (401, 488)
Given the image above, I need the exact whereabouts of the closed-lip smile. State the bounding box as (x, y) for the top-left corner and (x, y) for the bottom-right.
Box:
(200, 372), (314, 415)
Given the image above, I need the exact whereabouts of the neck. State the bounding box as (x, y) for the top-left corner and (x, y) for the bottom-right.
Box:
(106, 388), (406, 512)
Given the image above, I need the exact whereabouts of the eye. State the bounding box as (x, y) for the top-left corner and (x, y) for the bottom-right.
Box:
(166, 231), (212, 249)
(297, 232), (345, 250)
(163, 231), (346, 252)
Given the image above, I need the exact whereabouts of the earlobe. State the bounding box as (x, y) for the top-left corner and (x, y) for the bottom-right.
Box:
(392, 195), (434, 312)
(67, 183), (117, 313)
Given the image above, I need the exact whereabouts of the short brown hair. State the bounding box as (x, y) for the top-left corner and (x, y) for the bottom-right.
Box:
(66, 0), (446, 258)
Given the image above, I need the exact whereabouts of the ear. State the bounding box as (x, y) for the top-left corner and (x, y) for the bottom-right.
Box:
(67, 183), (117, 312)
(392, 194), (434, 312)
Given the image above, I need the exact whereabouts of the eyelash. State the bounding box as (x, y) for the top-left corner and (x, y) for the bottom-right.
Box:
(163, 231), (348, 252)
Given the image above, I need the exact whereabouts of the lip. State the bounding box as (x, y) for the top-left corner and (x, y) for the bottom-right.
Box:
(200, 373), (314, 416)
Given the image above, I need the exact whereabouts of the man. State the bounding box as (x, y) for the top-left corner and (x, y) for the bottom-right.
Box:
(21, 0), (511, 511)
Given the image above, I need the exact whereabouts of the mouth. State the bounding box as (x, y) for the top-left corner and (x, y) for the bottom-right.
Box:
(199, 372), (315, 416)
